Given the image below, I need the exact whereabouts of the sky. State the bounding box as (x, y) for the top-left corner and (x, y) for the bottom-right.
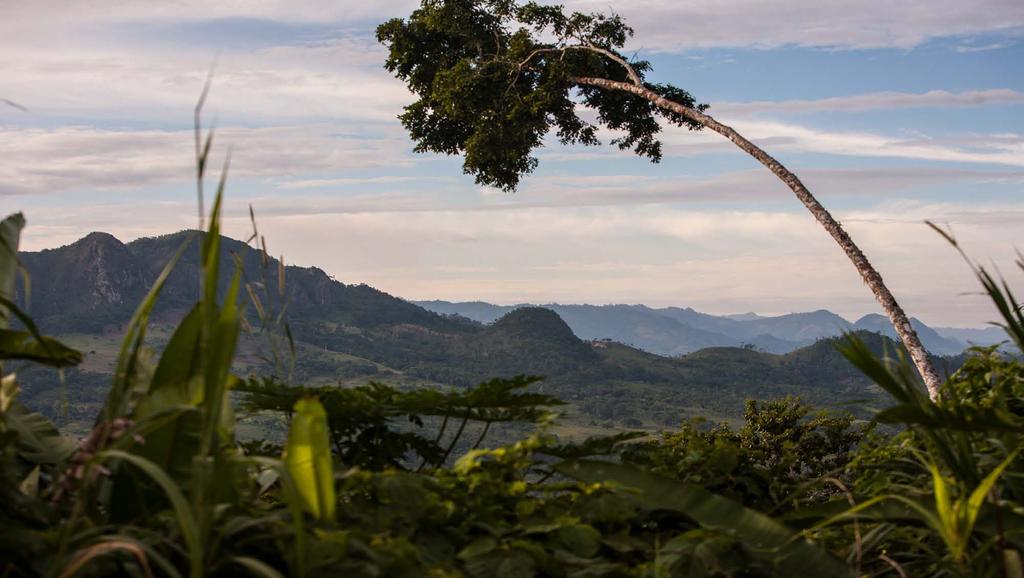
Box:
(2, 0), (1023, 327)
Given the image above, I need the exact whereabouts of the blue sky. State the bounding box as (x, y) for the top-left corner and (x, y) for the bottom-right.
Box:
(2, 0), (1023, 326)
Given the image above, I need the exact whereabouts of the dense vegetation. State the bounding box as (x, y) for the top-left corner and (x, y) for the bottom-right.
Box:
(3, 127), (1024, 577)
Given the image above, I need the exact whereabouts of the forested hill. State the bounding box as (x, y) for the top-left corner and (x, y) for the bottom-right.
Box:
(17, 231), (960, 430)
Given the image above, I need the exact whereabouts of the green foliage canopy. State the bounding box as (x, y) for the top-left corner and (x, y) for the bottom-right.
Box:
(377, 0), (707, 191)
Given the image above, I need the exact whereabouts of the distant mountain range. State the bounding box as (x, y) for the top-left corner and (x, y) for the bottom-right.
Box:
(416, 301), (1006, 356)
(14, 230), (983, 431)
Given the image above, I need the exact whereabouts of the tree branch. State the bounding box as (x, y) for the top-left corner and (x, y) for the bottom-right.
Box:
(516, 47), (562, 70)
(580, 43), (643, 86)
(514, 44), (643, 87)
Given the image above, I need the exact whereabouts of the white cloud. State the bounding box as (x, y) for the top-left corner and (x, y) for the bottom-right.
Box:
(716, 89), (1024, 115)
(955, 41), (1015, 53)
(567, 0), (1024, 50)
(3, 0), (1020, 51)
(0, 126), (413, 196)
(1, 36), (412, 125)
(658, 119), (1024, 167)
(14, 190), (1024, 327)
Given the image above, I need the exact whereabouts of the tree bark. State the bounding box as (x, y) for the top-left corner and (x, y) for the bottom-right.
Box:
(570, 75), (943, 400)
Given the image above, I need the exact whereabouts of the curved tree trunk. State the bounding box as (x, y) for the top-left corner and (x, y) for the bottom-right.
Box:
(570, 75), (942, 400)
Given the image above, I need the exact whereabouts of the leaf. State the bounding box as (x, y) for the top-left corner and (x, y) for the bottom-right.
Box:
(0, 212), (25, 328)
(555, 459), (849, 577)
(199, 261), (244, 454)
(19, 465), (40, 497)
(0, 328), (83, 367)
(5, 401), (76, 464)
(58, 540), (155, 578)
(129, 305), (205, 486)
(284, 397), (336, 521)
(551, 524), (602, 558)
(927, 461), (956, 549)
(964, 447), (1021, 536)
(145, 305), (204, 406)
(1, 372), (19, 412)
(458, 537), (498, 560)
(229, 556), (286, 578)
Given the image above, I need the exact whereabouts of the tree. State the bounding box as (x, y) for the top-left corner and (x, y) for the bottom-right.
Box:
(377, 0), (943, 400)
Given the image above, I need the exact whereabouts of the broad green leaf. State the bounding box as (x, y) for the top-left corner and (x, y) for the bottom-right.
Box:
(0, 296), (82, 369)
(19, 465), (40, 497)
(965, 447), (1021, 535)
(556, 459), (849, 577)
(6, 401), (75, 464)
(284, 397), (335, 521)
(129, 305), (205, 486)
(552, 524), (602, 558)
(198, 256), (243, 457)
(928, 461), (954, 541)
(458, 537), (498, 560)
(143, 305), (204, 408)
(0, 328), (83, 368)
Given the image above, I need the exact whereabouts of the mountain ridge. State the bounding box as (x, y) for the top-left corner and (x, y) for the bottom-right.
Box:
(15, 230), (973, 430)
(417, 300), (997, 357)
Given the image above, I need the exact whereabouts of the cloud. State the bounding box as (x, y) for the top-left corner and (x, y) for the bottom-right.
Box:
(506, 167), (1024, 210)
(280, 175), (456, 189)
(0, 126), (413, 196)
(658, 119), (1024, 167)
(565, 0), (1024, 50)
(4, 0), (1021, 51)
(1, 36), (412, 126)
(6, 121), (1021, 208)
(955, 41), (1015, 53)
(17, 196), (1022, 326)
(716, 89), (1024, 115)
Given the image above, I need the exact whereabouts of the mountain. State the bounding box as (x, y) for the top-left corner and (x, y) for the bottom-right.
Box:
(417, 300), (516, 324)
(16, 230), (963, 433)
(853, 314), (966, 355)
(418, 300), (982, 357)
(724, 312), (764, 321)
(933, 325), (1008, 348)
(420, 301), (756, 355)
(20, 231), (471, 335)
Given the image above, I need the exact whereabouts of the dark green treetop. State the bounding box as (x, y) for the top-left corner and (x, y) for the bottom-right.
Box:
(377, 0), (707, 191)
